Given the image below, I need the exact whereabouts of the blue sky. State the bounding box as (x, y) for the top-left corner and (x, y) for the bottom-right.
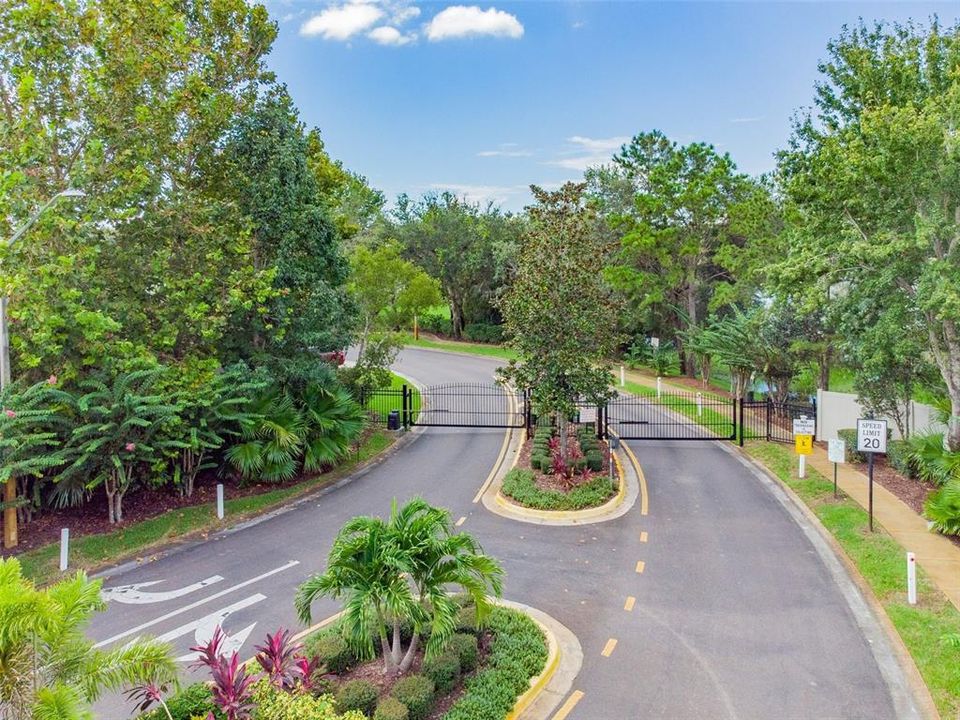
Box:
(263, 1), (960, 211)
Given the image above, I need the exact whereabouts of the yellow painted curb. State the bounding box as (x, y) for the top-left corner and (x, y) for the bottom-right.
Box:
(495, 450), (626, 521)
(473, 387), (520, 503)
(505, 614), (562, 720)
(618, 438), (648, 516)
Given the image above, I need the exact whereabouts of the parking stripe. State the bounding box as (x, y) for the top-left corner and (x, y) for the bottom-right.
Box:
(624, 596), (636, 611)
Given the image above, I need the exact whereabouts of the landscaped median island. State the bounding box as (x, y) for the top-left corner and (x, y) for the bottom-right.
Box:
(132, 498), (547, 720)
(500, 424), (617, 512)
(743, 441), (960, 718)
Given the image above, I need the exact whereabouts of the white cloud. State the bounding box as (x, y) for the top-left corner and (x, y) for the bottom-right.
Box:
(425, 5), (524, 41)
(571, 20), (585, 29)
(547, 135), (630, 172)
(300, 2), (384, 40)
(730, 116), (764, 124)
(392, 5), (420, 24)
(368, 25), (415, 45)
(477, 143), (532, 158)
(428, 183), (527, 206)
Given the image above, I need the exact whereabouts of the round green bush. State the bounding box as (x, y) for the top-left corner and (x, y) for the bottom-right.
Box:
(455, 604), (479, 634)
(422, 650), (461, 693)
(447, 633), (479, 673)
(531, 454), (548, 471)
(304, 632), (355, 675)
(336, 679), (379, 716)
(139, 682), (215, 720)
(390, 674), (434, 720)
(586, 451), (603, 472)
(374, 697), (409, 720)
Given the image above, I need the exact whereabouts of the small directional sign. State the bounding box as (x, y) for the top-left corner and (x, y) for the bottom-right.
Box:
(828, 438), (846, 464)
(856, 419), (888, 454)
(795, 434), (813, 455)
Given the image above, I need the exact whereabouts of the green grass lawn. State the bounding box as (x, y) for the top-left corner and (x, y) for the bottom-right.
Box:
(619, 379), (736, 435)
(362, 371), (421, 423)
(401, 333), (517, 361)
(17, 430), (394, 587)
(745, 441), (960, 718)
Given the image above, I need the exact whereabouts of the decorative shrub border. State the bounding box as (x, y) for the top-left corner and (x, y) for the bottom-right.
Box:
(500, 468), (617, 511)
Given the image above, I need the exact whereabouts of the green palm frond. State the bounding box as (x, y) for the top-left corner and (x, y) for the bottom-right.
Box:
(32, 684), (93, 720)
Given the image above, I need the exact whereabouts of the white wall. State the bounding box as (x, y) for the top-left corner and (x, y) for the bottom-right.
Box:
(816, 389), (946, 440)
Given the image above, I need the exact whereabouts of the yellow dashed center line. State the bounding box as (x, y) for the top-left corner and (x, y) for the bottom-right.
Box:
(635, 560), (646, 574)
(455, 516), (466, 527)
(552, 690), (585, 720)
(624, 596), (636, 611)
(601, 638), (618, 657)
(639, 531), (648, 543)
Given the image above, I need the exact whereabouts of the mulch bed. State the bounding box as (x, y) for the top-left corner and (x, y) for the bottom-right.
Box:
(517, 437), (610, 493)
(323, 632), (492, 719)
(1, 428), (383, 557)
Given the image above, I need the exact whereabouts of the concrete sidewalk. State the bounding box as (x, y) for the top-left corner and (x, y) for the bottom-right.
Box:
(805, 445), (960, 612)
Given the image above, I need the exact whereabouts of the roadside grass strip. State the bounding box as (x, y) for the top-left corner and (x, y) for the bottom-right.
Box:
(363, 371), (421, 424)
(620, 380), (734, 428)
(17, 431), (394, 587)
(745, 441), (960, 718)
(402, 333), (518, 361)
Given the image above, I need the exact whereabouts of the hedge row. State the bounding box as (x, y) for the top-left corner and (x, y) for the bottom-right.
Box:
(501, 468), (615, 511)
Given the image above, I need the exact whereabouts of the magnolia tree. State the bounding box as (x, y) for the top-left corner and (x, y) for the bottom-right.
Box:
(497, 183), (622, 458)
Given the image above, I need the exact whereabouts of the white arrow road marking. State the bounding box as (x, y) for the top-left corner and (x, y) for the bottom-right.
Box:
(101, 576), (224, 604)
(94, 560), (300, 648)
(149, 594), (265, 662)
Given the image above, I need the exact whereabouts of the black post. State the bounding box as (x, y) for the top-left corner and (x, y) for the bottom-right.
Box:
(765, 397), (772, 442)
(868, 451), (875, 532)
(739, 398), (745, 447)
(833, 462), (838, 499)
(402, 384), (409, 429)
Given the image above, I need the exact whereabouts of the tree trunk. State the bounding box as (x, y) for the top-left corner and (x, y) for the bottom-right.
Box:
(558, 415), (569, 464)
(450, 300), (464, 340)
(391, 619), (402, 666)
(357, 315), (371, 362)
(105, 481), (116, 525)
(925, 314), (960, 451)
(684, 280), (698, 378)
(114, 492), (124, 524)
(398, 632), (419, 674)
(818, 352), (830, 391)
(379, 623), (397, 675)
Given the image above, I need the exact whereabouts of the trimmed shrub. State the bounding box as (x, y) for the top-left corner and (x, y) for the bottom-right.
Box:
(443, 608), (547, 720)
(463, 323), (504, 344)
(447, 633), (479, 673)
(139, 682), (216, 720)
(501, 468), (615, 511)
(837, 429), (865, 464)
(422, 650), (461, 693)
(374, 697), (409, 720)
(336, 680), (379, 716)
(531, 454), (549, 471)
(305, 631), (355, 674)
(586, 451), (603, 472)
(390, 675), (434, 720)
(886, 439), (914, 478)
(252, 681), (363, 720)
(455, 604), (479, 634)
(419, 312), (452, 336)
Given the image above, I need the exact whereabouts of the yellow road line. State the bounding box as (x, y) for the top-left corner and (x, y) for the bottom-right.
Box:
(635, 560), (646, 574)
(472, 387), (516, 503)
(620, 438), (648, 516)
(455, 515), (466, 527)
(623, 596), (636, 611)
(601, 638), (618, 657)
(552, 690), (585, 720)
(639, 531), (648, 542)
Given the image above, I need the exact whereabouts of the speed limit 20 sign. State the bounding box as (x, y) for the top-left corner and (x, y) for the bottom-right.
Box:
(856, 419), (888, 454)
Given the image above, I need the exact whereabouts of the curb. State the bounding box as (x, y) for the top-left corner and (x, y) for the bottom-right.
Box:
(727, 443), (939, 720)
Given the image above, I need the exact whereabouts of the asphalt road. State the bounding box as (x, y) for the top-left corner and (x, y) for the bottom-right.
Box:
(91, 347), (906, 719)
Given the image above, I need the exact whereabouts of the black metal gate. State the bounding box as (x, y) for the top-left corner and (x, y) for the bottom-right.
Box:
(408, 383), (527, 428)
(739, 398), (817, 445)
(604, 390), (737, 441)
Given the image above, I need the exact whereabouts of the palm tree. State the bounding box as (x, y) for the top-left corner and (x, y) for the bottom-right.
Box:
(0, 558), (176, 720)
(295, 498), (503, 676)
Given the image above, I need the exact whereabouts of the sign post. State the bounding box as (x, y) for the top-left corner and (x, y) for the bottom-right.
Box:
(827, 438), (846, 498)
(856, 418), (888, 532)
(793, 416), (815, 478)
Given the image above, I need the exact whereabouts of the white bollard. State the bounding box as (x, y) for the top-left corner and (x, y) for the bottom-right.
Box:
(656, 376), (662, 398)
(59, 528), (69, 572)
(620, 365), (625, 387)
(907, 552), (917, 605)
(696, 392), (703, 417)
(798, 454), (806, 479)
(216, 483), (224, 520)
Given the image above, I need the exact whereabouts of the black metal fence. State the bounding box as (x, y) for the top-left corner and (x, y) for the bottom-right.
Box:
(356, 387), (405, 426)
(740, 398), (817, 445)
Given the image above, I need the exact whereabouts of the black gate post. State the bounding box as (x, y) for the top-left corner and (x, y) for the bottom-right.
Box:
(402, 384), (410, 429)
(739, 397), (745, 447)
(765, 397), (772, 442)
(596, 404), (604, 440)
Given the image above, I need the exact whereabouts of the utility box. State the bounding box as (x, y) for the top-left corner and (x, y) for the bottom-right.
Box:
(387, 410), (401, 431)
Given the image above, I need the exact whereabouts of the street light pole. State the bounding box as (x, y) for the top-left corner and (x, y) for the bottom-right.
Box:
(2, 188), (85, 549)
